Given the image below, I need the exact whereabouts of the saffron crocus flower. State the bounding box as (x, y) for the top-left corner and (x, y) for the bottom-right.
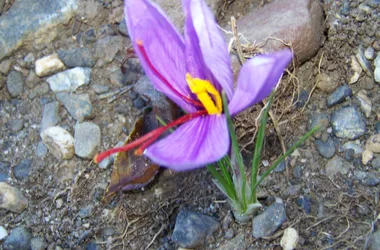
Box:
(94, 0), (292, 171)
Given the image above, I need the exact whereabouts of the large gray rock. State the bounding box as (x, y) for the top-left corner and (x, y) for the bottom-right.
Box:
(3, 226), (32, 250)
(46, 67), (91, 93)
(56, 92), (93, 122)
(74, 122), (101, 159)
(0, 0), (78, 60)
(234, 0), (324, 64)
(331, 106), (366, 140)
(172, 209), (220, 248)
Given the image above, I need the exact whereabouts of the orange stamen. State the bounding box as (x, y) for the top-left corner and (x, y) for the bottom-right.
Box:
(136, 40), (203, 108)
(94, 110), (208, 163)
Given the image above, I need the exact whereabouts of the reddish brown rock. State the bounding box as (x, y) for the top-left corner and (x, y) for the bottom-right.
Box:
(235, 0), (324, 64)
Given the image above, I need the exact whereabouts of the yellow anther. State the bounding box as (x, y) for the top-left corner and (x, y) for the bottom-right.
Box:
(186, 73), (222, 115)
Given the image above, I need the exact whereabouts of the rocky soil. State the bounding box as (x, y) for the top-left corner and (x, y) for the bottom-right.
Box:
(0, 0), (380, 249)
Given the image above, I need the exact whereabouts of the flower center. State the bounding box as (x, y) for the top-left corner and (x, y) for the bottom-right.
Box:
(186, 73), (222, 115)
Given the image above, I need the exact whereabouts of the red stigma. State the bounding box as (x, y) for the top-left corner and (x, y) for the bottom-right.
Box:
(94, 110), (208, 164)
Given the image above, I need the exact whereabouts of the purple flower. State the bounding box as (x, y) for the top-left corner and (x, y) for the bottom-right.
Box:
(96, 0), (292, 171)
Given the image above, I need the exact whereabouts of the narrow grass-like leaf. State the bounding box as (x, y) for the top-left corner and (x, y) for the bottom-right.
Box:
(250, 93), (274, 203)
(207, 165), (237, 200)
(222, 92), (247, 211)
(251, 125), (320, 193)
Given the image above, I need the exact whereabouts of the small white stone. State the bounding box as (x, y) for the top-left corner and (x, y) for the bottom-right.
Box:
(35, 54), (65, 77)
(41, 126), (75, 160)
(375, 67), (380, 83)
(0, 226), (8, 240)
(0, 182), (28, 213)
(56, 199), (63, 209)
(262, 160), (269, 167)
(280, 227), (299, 250)
(362, 149), (373, 165)
(356, 90), (372, 118)
(46, 67), (91, 93)
(366, 134), (380, 153)
(349, 56), (362, 84)
(364, 47), (375, 60)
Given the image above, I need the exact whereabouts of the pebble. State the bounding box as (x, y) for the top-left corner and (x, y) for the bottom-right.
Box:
(297, 196), (311, 214)
(85, 242), (99, 250)
(274, 159), (286, 173)
(0, 59), (13, 75)
(96, 24), (116, 38)
(356, 91), (372, 117)
(356, 47), (373, 76)
(25, 70), (40, 89)
(364, 47), (375, 60)
(46, 67), (91, 93)
(91, 83), (109, 94)
(354, 170), (367, 181)
(342, 141), (364, 155)
(23, 53), (35, 69)
(28, 82), (50, 99)
(118, 18), (128, 36)
(365, 173), (380, 187)
(30, 237), (47, 250)
(56, 92), (94, 122)
(349, 56), (362, 84)
(327, 84), (352, 107)
(79, 205), (95, 218)
(74, 122), (101, 159)
(331, 106), (366, 139)
(57, 48), (96, 68)
(14, 158), (32, 180)
(309, 112), (330, 138)
(317, 73), (338, 93)
(362, 149), (373, 165)
(0, 161), (10, 182)
(133, 97), (145, 109)
(293, 89), (308, 109)
(252, 202), (287, 238)
(35, 54), (65, 77)
(293, 166), (302, 179)
(280, 228), (299, 250)
(10, 118), (24, 132)
(371, 156), (380, 169)
(369, 229), (380, 250)
(3, 226), (32, 250)
(79, 28), (97, 46)
(325, 156), (352, 179)
(224, 228), (234, 239)
(358, 76), (374, 90)
(36, 142), (48, 157)
(315, 138), (336, 159)
(0, 226), (8, 240)
(98, 155), (113, 169)
(0, 182), (28, 213)
(172, 209), (220, 248)
(366, 134), (380, 153)
(41, 126), (75, 160)
(375, 67), (380, 83)
(40, 101), (61, 132)
(95, 36), (124, 66)
(6, 70), (24, 97)
(109, 68), (126, 87)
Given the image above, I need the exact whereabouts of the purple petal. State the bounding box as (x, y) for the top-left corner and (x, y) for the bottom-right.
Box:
(145, 115), (229, 171)
(183, 0), (234, 99)
(228, 49), (293, 115)
(125, 0), (196, 113)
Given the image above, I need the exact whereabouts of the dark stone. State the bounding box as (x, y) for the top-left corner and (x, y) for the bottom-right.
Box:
(56, 92), (94, 122)
(133, 97), (145, 109)
(129, 91), (138, 100)
(10, 118), (24, 132)
(57, 48), (96, 68)
(80, 29), (97, 45)
(28, 82), (50, 100)
(364, 174), (379, 187)
(96, 24), (116, 39)
(331, 106), (366, 139)
(172, 209), (220, 248)
(36, 141), (48, 158)
(327, 84), (352, 107)
(309, 112), (330, 138)
(0, 161), (10, 182)
(14, 159), (32, 180)
(297, 196), (311, 214)
(85, 242), (99, 250)
(344, 149), (355, 162)
(293, 166), (302, 179)
(3, 226), (32, 250)
(252, 202), (287, 238)
(315, 138), (336, 159)
(293, 89), (308, 109)
(274, 159), (286, 173)
(375, 121), (380, 134)
(6, 70), (24, 98)
(118, 17), (128, 36)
